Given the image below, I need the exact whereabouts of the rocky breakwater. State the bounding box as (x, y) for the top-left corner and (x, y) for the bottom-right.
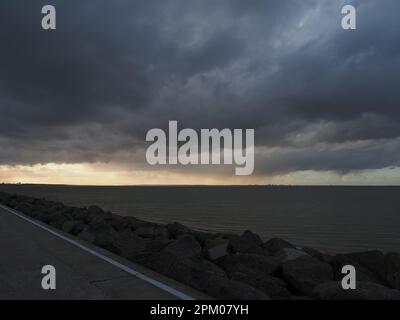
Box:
(1, 191), (400, 300)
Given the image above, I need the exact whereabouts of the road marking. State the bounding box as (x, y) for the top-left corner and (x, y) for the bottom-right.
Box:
(0, 203), (194, 300)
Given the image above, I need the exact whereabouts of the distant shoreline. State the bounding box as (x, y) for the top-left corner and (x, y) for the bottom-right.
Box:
(2, 183), (400, 187)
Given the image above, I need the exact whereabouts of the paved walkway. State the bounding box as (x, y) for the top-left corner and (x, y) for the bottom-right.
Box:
(0, 205), (201, 300)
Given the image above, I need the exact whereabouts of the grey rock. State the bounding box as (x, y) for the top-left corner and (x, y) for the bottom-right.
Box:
(241, 230), (263, 246)
(206, 276), (270, 300)
(338, 250), (386, 280)
(385, 252), (400, 289)
(226, 235), (264, 255)
(302, 247), (333, 263)
(330, 254), (385, 285)
(167, 222), (191, 239)
(230, 267), (290, 299)
(84, 205), (108, 223)
(150, 252), (227, 292)
(263, 238), (295, 256)
(77, 227), (96, 243)
(203, 238), (229, 260)
(61, 220), (85, 235)
(145, 239), (173, 252)
(115, 229), (146, 260)
(48, 213), (70, 229)
(222, 253), (279, 276)
(14, 202), (34, 215)
(134, 225), (169, 239)
(282, 256), (333, 296)
(164, 234), (202, 259)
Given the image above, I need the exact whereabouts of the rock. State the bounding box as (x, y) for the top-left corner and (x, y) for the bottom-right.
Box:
(77, 227), (96, 243)
(145, 239), (173, 252)
(339, 250), (386, 280)
(226, 235), (264, 255)
(48, 213), (71, 229)
(241, 230), (263, 246)
(263, 238), (295, 256)
(150, 252), (227, 292)
(134, 225), (169, 239)
(94, 231), (121, 254)
(115, 229), (146, 260)
(92, 227), (146, 258)
(385, 252), (400, 289)
(203, 238), (229, 260)
(222, 253), (279, 276)
(282, 256), (333, 296)
(329, 254), (385, 285)
(121, 216), (146, 230)
(70, 208), (87, 221)
(206, 276), (270, 300)
(164, 234), (202, 259)
(275, 248), (309, 262)
(106, 215), (129, 232)
(61, 220), (85, 235)
(314, 281), (400, 300)
(302, 247), (333, 263)
(167, 222), (191, 239)
(128, 252), (155, 266)
(84, 205), (108, 223)
(14, 202), (34, 215)
(89, 215), (116, 234)
(191, 230), (214, 245)
(230, 267), (290, 299)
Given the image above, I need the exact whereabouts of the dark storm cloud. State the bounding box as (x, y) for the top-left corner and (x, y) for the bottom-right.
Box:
(0, 0), (400, 176)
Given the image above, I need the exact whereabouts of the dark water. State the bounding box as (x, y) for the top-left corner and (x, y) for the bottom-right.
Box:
(1, 184), (400, 253)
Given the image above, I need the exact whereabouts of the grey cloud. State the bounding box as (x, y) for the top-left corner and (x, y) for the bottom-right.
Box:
(0, 0), (400, 176)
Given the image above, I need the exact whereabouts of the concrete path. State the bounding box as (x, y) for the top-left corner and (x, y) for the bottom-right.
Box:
(0, 205), (203, 300)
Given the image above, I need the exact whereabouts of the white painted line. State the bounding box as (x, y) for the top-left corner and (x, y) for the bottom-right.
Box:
(0, 204), (194, 300)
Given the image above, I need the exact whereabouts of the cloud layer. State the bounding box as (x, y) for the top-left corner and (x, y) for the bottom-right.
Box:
(1, 0), (400, 181)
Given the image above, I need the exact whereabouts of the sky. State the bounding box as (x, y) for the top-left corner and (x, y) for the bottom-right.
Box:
(0, 0), (400, 185)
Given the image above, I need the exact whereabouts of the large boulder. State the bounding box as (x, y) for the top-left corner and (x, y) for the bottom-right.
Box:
(385, 252), (400, 289)
(206, 276), (270, 300)
(164, 234), (202, 259)
(114, 229), (146, 260)
(167, 222), (191, 239)
(203, 238), (229, 260)
(14, 202), (35, 216)
(263, 238), (295, 256)
(241, 230), (263, 246)
(222, 253), (279, 276)
(77, 226), (96, 243)
(329, 254), (385, 285)
(145, 239), (173, 252)
(314, 281), (400, 300)
(150, 252), (227, 292)
(230, 266), (290, 299)
(338, 251), (386, 280)
(226, 235), (264, 255)
(302, 247), (333, 263)
(61, 220), (85, 235)
(48, 212), (72, 229)
(84, 205), (108, 223)
(282, 256), (333, 296)
(134, 225), (169, 239)
(89, 215), (116, 234)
